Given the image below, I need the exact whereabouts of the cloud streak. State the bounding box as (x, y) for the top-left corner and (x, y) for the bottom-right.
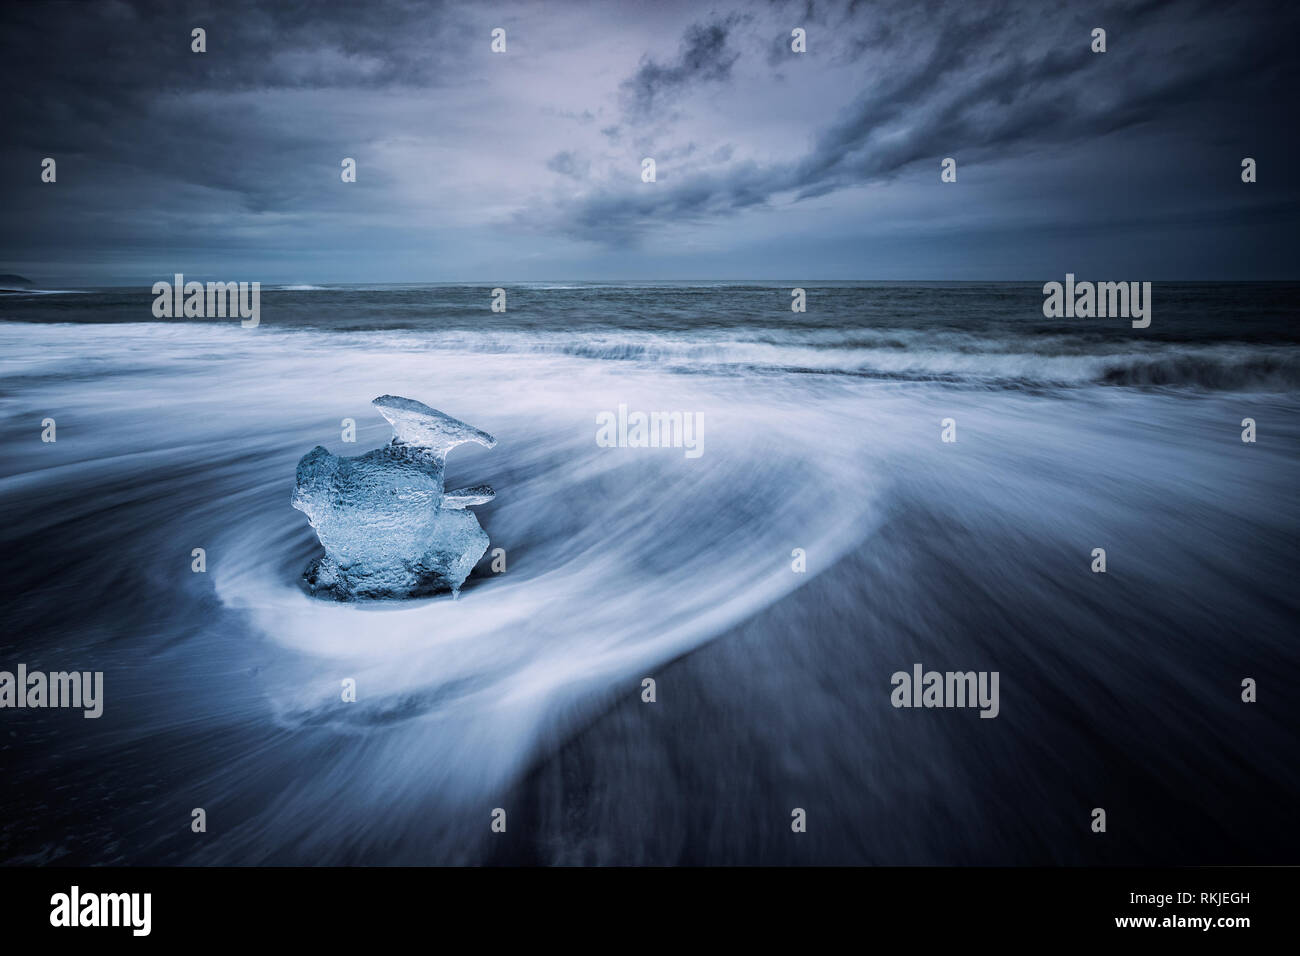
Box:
(523, 0), (1299, 247)
(620, 16), (743, 117)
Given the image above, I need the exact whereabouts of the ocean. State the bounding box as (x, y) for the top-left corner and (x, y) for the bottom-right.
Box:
(1, 281), (1297, 864)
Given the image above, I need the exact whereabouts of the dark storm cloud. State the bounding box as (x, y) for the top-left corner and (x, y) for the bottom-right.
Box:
(620, 16), (743, 116)
(2, 0), (454, 110)
(0, 0), (476, 263)
(527, 0), (1300, 246)
(0, 1), (458, 187)
(2, 0), (1298, 280)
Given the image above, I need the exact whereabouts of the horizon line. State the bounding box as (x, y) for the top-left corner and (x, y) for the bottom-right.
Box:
(7, 277), (1300, 290)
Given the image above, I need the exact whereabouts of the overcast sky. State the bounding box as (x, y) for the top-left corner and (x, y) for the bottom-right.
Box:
(2, 0), (1297, 284)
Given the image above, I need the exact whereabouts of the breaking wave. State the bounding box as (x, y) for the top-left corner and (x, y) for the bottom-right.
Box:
(271, 326), (1300, 392)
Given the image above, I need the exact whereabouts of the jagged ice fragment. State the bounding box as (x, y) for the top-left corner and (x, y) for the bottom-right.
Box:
(292, 395), (497, 599)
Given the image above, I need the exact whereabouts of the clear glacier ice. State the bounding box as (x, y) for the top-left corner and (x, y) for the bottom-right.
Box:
(292, 395), (497, 599)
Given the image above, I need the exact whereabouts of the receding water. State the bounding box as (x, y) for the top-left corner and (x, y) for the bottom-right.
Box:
(0, 282), (1296, 864)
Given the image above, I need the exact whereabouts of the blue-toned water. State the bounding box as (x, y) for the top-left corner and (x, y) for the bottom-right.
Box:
(0, 282), (1297, 864)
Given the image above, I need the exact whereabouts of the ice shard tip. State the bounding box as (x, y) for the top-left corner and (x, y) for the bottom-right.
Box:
(372, 394), (496, 455)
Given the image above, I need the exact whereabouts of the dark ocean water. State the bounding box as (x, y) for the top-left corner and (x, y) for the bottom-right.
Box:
(0, 282), (1297, 864)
